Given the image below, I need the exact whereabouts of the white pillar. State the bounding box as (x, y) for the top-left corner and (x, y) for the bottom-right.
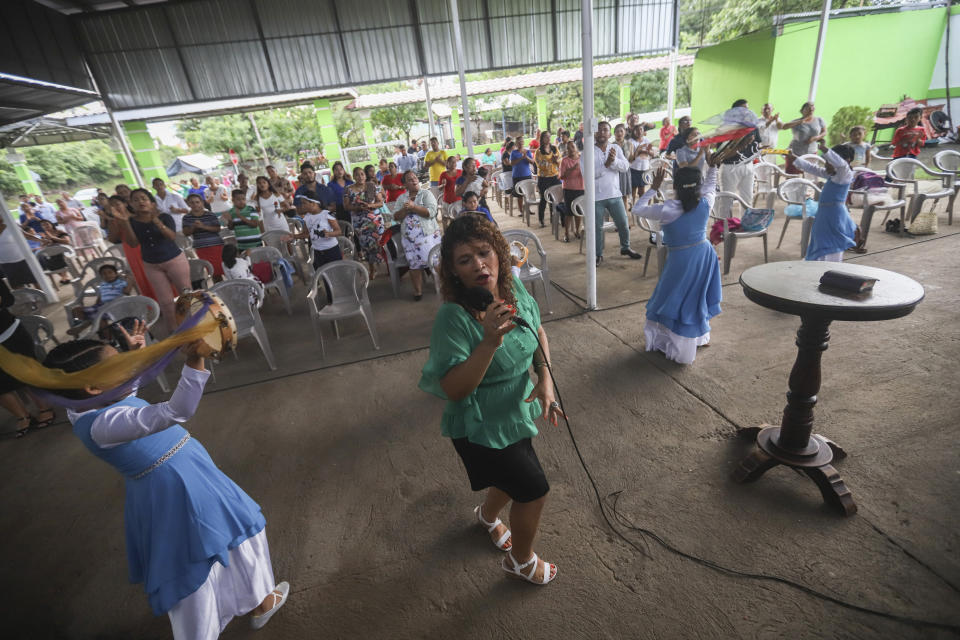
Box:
(666, 47), (678, 121)
(424, 78), (436, 141)
(0, 198), (58, 303)
(808, 0), (832, 103)
(582, 0), (597, 310)
(449, 0), (474, 157)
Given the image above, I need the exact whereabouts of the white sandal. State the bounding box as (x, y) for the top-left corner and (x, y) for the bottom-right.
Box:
(501, 551), (557, 585)
(474, 505), (512, 551)
(250, 581), (290, 630)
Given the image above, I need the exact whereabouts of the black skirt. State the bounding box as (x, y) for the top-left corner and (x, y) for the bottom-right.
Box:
(0, 261), (35, 288)
(452, 437), (549, 503)
(0, 323), (38, 394)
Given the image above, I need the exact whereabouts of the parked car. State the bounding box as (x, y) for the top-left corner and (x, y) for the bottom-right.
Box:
(73, 187), (100, 206)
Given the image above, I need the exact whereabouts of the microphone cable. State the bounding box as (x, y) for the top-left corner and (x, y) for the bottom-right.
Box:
(518, 322), (960, 634)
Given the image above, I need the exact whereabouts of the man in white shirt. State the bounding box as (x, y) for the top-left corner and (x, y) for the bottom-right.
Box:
(581, 121), (641, 265)
(237, 173), (257, 202)
(152, 178), (189, 232)
(206, 176), (231, 215)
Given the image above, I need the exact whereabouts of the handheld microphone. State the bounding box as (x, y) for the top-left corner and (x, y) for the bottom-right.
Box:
(463, 286), (533, 331)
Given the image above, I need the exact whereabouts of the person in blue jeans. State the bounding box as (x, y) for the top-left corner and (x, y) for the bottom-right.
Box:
(581, 122), (641, 265)
(510, 136), (535, 215)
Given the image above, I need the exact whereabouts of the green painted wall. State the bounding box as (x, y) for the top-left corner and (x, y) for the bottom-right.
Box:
(767, 8), (946, 146)
(691, 32), (776, 127)
(692, 7), (950, 146)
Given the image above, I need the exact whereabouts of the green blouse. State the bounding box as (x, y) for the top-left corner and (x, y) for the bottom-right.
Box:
(419, 277), (543, 449)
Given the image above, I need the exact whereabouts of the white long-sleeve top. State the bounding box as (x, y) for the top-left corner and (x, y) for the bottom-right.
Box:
(792, 149), (853, 185)
(581, 142), (629, 201)
(68, 365), (210, 449)
(631, 166), (719, 225)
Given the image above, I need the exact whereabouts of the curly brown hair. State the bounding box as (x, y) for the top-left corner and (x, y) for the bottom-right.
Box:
(439, 215), (516, 309)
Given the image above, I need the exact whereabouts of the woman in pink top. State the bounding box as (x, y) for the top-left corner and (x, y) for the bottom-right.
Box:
(559, 141), (584, 242)
(55, 198), (85, 233)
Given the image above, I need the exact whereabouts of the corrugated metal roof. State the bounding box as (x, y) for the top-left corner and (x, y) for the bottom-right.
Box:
(348, 54), (694, 110)
(69, 0), (677, 112)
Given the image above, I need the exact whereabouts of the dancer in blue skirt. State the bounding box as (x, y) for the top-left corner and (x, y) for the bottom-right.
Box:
(41, 324), (289, 639)
(632, 155), (723, 364)
(787, 143), (857, 262)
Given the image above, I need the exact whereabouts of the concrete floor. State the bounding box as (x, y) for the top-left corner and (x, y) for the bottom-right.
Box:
(1, 180), (959, 639)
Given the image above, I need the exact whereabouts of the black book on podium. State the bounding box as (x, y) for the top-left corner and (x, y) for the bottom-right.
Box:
(819, 270), (878, 294)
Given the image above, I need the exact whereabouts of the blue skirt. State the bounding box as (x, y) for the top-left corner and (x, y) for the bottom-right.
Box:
(124, 438), (266, 615)
(645, 241), (722, 338)
(805, 202), (856, 261)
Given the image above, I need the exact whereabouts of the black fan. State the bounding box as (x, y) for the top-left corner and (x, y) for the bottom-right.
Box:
(930, 110), (951, 132)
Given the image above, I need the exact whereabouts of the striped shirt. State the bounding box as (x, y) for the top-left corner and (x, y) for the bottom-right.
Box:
(226, 206), (262, 249)
(182, 213), (224, 249)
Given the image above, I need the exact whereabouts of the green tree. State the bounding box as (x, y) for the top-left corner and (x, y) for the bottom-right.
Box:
(828, 106), (874, 146)
(371, 102), (427, 145)
(705, 0), (862, 43)
(177, 114), (257, 162)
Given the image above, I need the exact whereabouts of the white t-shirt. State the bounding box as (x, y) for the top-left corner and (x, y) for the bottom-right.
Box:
(224, 256), (255, 281)
(257, 195), (289, 233)
(208, 185), (231, 214)
(629, 138), (651, 171)
(303, 210), (338, 251)
(461, 176), (484, 197)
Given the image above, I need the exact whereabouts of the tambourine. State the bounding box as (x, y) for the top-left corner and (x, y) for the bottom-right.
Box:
(174, 291), (237, 360)
(509, 241), (529, 267)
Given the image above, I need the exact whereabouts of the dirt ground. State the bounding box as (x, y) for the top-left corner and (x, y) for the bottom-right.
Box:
(1, 172), (958, 639)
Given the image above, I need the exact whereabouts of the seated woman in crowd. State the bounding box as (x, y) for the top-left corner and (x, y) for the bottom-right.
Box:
(393, 170), (441, 301)
(632, 154), (723, 365)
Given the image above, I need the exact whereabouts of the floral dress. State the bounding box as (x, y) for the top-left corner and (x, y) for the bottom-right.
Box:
(346, 184), (385, 265)
(396, 189), (441, 270)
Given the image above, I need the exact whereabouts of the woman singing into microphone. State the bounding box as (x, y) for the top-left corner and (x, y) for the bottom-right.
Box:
(419, 215), (563, 585)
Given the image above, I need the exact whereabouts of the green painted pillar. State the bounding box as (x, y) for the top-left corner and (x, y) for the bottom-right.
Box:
(619, 79), (631, 121)
(313, 98), (342, 162)
(6, 152), (41, 196)
(123, 121), (167, 183)
(449, 105), (462, 149)
(358, 110), (379, 165)
(109, 140), (137, 185)
(536, 89), (548, 131)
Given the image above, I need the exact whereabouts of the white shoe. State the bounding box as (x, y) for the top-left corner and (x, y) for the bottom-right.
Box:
(250, 581), (290, 630)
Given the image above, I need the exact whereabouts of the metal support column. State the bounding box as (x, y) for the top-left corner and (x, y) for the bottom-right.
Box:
(582, 0), (597, 310)
(449, 0), (474, 157)
(808, 0), (832, 102)
(424, 78), (437, 141)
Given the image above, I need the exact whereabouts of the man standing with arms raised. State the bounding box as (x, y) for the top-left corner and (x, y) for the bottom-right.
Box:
(582, 121), (641, 266)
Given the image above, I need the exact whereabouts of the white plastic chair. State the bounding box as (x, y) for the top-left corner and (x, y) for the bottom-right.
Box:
(383, 234), (408, 298)
(188, 259), (214, 290)
(306, 260), (380, 358)
(174, 232), (197, 259)
(711, 191), (769, 275)
(10, 288), (47, 316)
(18, 314), (59, 360)
(336, 236), (355, 261)
(502, 229), (552, 314)
(571, 195), (587, 254)
(69, 221), (105, 263)
(776, 178), (821, 258)
(104, 243), (125, 259)
(82, 295), (170, 391)
(219, 229), (237, 246)
(35, 245), (80, 290)
(427, 243), (442, 295)
(211, 279), (277, 370)
(515, 180), (539, 227)
(543, 184), (564, 240)
(245, 246), (292, 315)
(887, 157), (957, 226)
(262, 229), (310, 284)
(754, 160), (790, 209)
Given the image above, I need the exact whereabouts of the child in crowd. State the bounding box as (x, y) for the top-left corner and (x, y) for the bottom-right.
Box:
(845, 125), (872, 168)
(629, 123), (653, 203)
(455, 158), (487, 205)
(224, 190), (262, 250)
(892, 107), (926, 159)
(675, 128), (707, 173)
(460, 191), (495, 225)
(787, 141), (858, 262)
(182, 193), (225, 280)
(43, 327), (288, 638)
(221, 243), (257, 282)
(67, 263), (133, 336)
(295, 195), (343, 268)
(439, 156), (463, 206)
